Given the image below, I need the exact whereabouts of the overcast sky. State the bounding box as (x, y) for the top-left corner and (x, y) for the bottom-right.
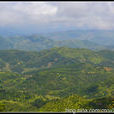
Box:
(0, 2), (114, 35)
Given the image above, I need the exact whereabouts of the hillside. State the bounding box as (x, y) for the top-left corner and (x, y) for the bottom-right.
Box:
(0, 47), (113, 73)
(0, 35), (109, 51)
(39, 95), (113, 112)
(44, 30), (114, 46)
(0, 47), (113, 112)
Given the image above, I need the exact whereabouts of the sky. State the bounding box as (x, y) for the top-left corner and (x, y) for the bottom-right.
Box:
(0, 1), (114, 35)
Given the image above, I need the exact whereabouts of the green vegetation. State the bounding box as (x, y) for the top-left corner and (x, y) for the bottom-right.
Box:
(0, 35), (110, 51)
(39, 95), (113, 112)
(0, 47), (113, 112)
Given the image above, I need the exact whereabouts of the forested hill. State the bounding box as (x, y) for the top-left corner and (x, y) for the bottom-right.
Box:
(0, 47), (114, 73)
(0, 35), (110, 51)
(0, 47), (113, 112)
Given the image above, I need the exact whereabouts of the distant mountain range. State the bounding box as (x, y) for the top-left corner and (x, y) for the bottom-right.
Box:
(0, 30), (114, 51)
(43, 30), (114, 45)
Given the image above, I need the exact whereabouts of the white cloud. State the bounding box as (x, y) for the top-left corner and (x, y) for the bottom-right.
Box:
(52, 2), (114, 30)
(0, 2), (114, 30)
(0, 2), (58, 26)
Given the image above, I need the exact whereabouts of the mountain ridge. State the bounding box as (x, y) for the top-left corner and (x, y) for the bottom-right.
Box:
(0, 34), (112, 51)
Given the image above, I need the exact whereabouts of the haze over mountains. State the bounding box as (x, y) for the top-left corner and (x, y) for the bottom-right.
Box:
(0, 2), (114, 112)
(0, 30), (114, 51)
(0, 30), (114, 112)
(44, 30), (114, 45)
(0, 27), (114, 113)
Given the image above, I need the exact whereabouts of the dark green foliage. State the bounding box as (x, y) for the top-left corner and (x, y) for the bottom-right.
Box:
(31, 98), (48, 108)
(0, 103), (5, 112)
(88, 97), (113, 109)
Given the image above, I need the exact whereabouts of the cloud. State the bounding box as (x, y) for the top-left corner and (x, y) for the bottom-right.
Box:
(0, 2), (114, 30)
(0, 2), (58, 26)
(53, 2), (114, 30)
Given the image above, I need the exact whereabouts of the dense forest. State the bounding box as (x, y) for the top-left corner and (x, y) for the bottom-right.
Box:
(0, 47), (113, 112)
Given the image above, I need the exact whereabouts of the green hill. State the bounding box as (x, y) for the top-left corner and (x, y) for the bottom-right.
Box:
(0, 47), (113, 112)
(0, 47), (113, 73)
(39, 95), (113, 112)
(0, 35), (108, 51)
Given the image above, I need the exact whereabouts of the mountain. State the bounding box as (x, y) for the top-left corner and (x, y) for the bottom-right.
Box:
(1, 29), (114, 51)
(0, 47), (113, 112)
(43, 30), (114, 46)
(0, 34), (109, 51)
(0, 47), (113, 73)
(0, 36), (13, 50)
(39, 95), (113, 112)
